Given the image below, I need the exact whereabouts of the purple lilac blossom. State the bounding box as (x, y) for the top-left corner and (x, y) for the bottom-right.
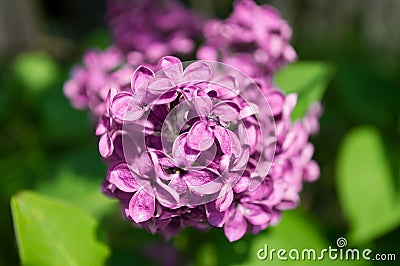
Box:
(64, 0), (322, 242)
(106, 0), (201, 62)
(100, 57), (321, 242)
(63, 46), (131, 117)
(197, 0), (297, 79)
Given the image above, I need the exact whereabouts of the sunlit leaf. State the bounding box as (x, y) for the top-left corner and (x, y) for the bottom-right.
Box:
(336, 127), (400, 245)
(13, 52), (61, 94)
(11, 191), (110, 266)
(275, 61), (333, 120)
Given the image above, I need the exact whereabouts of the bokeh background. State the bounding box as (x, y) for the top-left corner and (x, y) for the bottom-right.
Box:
(1, 0), (399, 265)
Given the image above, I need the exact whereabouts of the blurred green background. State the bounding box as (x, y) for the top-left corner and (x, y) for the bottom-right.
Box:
(1, 0), (399, 265)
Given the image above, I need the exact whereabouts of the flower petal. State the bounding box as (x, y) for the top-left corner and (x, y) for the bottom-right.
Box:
(303, 160), (320, 182)
(213, 102), (239, 122)
(187, 121), (214, 151)
(138, 152), (155, 177)
(241, 203), (271, 226)
(182, 61), (212, 84)
(282, 93), (297, 119)
(128, 189), (155, 223)
(213, 127), (232, 155)
(184, 170), (222, 195)
(159, 56), (183, 83)
(265, 91), (284, 116)
(215, 185), (234, 212)
(239, 102), (259, 118)
(206, 202), (228, 227)
(131, 66), (154, 93)
(108, 163), (139, 192)
(193, 93), (212, 117)
(154, 180), (180, 208)
(233, 174), (250, 193)
(148, 77), (176, 94)
(153, 91), (178, 105)
(224, 209), (247, 242)
(172, 133), (199, 167)
(99, 133), (113, 158)
(110, 92), (145, 122)
(95, 116), (109, 136)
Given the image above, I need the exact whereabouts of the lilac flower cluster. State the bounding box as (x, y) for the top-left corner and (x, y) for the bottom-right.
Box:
(106, 0), (201, 62)
(197, 0), (297, 79)
(64, 0), (321, 242)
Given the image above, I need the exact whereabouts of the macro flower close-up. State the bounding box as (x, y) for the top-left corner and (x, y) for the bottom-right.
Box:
(2, 0), (400, 265)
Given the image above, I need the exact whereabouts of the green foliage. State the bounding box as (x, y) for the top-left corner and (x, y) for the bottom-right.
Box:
(11, 191), (110, 266)
(334, 64), (399, 128)
(275, 61), (334, 120)
(336, 127), (400, 245)
(13, 52), (61, 94)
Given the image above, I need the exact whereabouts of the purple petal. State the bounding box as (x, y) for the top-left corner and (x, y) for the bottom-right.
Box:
(241, 203), (271, 225)
(95, 116), (109, 136)
(183, 168), (216, 186)
(110, 92), (145, 122)
(193, 93), (212, 116)
(187, 121), (214, 151)
(138, 152), (154, 177)
(131, 66), (154, 93)
(99, 133), (113, 158)
(128, 189), (155, 223)
(228, 130), (243, 158)
(197, 45), (218, 61)
(212, 75), (239, 99)
(232, 145), (250, 171)
(154, 180), (180, 208)
(148, 77), (176, 94)
(184, 170), (223, 195)
(159, 56), (183, 83)
(172, 133), (199, 167)
(213, 127), (232, 155)
(152, 91), (178, 105)
(224, 209), (247, 242)
(182, 61), (212, 84)
(282, 93), (297, 119)
(108, 163), (139, 193)
(213, 102), (239, 122)
(105, 87), (117, 116)
(303, 160), (320, 182)
(239, 103), (259, 118)
(266, 91), (284, 116)
(205, 202), (228, 227)
(215, 186), (234, 212)
(233, 174), (250, 193)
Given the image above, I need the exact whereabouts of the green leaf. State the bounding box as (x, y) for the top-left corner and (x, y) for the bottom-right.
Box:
(13, 52), (61, 94)
(11, 191), (110, 266)
(275, 61), (333, 120)
(336, 127), (400, 245)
